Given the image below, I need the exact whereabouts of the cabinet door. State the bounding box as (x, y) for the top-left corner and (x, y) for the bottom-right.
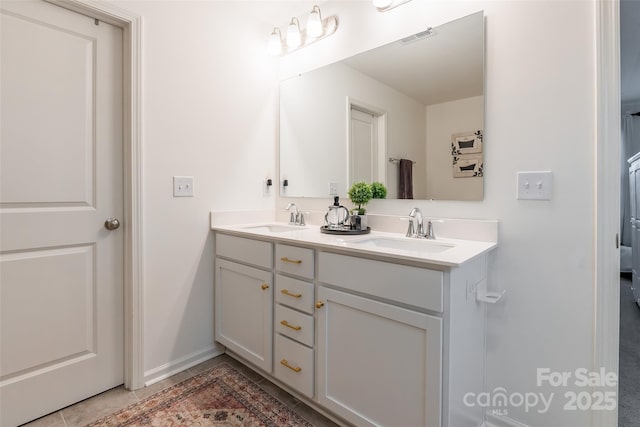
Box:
(215, 259), (273, 372)
(317, 286), (442, 427)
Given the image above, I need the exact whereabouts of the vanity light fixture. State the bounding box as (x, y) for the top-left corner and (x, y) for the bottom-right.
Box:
(306, 5), (323, 38)
(268, 27), (283, 55)
(286, 17), (302, 48)
(373, 0), (412, 12)
(268, 5), (339, 56)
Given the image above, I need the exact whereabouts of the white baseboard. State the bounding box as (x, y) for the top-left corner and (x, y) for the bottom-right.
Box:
(143, 344), (225, 386)
(485, 412), (531, 427)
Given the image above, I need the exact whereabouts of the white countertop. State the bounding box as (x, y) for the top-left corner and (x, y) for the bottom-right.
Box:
(211, 222), (497, 268)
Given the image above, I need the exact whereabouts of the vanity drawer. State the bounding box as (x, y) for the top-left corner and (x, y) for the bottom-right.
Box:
(318, 252), (443, 312)
(275, 304), (314, 347)
(216, 234), (272, 269)
(274, 334), (314, 398)
(275, 275), (314, 314)
(275, 244), (314, 279)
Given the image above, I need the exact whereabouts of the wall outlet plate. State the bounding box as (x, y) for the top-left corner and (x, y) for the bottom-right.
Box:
(173, 176), (194, 197)
(329, 181), (338, 196)
(516, 171), (552, 200)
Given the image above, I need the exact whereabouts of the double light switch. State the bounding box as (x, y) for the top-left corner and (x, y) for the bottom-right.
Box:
(516, 171), (553, 200)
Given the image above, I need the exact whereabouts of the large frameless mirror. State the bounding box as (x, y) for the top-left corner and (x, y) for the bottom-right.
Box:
(279, 11), (484, 201)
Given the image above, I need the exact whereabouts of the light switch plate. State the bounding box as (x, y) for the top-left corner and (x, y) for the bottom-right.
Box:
(517, 171), (552, 200)
(173, 176), (194, 197)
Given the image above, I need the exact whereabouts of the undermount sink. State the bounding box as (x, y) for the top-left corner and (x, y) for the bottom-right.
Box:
(351, 236), (455, 253)
(242, 224), (306, 233)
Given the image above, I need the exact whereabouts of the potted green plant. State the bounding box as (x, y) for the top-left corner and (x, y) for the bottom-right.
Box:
(348, 182), (373, 214)
(371, 181), (387, 199)
(348, 182), (372, 230)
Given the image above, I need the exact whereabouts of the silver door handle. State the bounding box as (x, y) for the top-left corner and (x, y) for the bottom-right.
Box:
(104, 218), (120, 230)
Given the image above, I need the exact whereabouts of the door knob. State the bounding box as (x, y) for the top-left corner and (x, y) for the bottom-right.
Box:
(104, 218), (121, 230)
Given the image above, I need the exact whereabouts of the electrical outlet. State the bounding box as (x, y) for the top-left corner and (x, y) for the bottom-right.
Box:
(329, 181), (338, 196)
(173, 176), (194, 197)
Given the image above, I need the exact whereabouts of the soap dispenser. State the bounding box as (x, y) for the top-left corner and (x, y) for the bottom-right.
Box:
(324, 196), (350, 229)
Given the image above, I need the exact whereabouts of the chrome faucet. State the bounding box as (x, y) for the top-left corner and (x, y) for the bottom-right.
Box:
(405, 208), (435, 239)
(285, 203), (305, 226)
(408, 207), (424, 237)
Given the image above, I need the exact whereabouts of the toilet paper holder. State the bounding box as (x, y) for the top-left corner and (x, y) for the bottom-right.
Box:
(472, 279), (505, 304)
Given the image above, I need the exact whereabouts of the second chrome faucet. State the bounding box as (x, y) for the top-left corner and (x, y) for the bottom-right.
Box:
(404, 207), (435, 239)
(285, 203), (305, 226)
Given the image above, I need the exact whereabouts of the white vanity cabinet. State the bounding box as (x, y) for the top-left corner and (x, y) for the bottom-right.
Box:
(215, 234), (317, 397)
(215, 235), (274, 372)
(316, 252), (444, 426)
(273, 244), (316, 398)
(316, 251), (488, 427)
(214, 230), (492, 427)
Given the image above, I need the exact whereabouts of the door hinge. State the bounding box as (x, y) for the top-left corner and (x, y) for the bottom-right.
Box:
(616, 233), (620, 249)
(94, 18), (100, 26)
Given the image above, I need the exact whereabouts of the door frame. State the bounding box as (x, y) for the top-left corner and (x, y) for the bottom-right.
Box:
(594, 0), (621, 426)
(45, 0), (144, 390)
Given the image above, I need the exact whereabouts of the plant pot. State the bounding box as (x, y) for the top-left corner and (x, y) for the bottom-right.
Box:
(350, 213), (367, 231)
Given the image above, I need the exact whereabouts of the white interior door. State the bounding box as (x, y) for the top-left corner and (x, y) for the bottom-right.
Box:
(349, 107), (379, 184)
(0, 1), (124, 425)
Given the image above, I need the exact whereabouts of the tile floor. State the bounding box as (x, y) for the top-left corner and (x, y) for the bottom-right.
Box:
(21, 354), (340, 427)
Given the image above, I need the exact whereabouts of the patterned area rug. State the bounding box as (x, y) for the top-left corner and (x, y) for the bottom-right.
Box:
(86, 363), (313, 426)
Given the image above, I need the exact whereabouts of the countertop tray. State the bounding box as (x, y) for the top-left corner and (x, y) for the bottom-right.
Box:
(320, 226), (371, 235)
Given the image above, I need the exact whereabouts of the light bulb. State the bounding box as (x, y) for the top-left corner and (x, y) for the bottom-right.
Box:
(325, 16), (338, 35)
(307, 5), (323, 38)
(268, 28), (282, 55)
(286, 17), (302, 48)
(373, 0), (394, 8)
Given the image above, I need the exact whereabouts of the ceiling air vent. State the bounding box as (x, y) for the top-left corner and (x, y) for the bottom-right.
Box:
(401, 27), (434, 44)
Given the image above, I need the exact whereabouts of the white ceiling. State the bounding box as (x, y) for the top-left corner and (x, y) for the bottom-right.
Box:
(621, 0), (640, 106)
(341, 12), (483, 106)
(337, 4), (637, 108)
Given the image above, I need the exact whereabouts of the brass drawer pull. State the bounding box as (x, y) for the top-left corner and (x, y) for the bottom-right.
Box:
(280, 359), (302, 373)
(280, 320), (302, 331)
(261, 283), (270, 290)
(280, 257), (302, 264)
(316, 301), (325, 309)
(281, 289), (302, 298)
